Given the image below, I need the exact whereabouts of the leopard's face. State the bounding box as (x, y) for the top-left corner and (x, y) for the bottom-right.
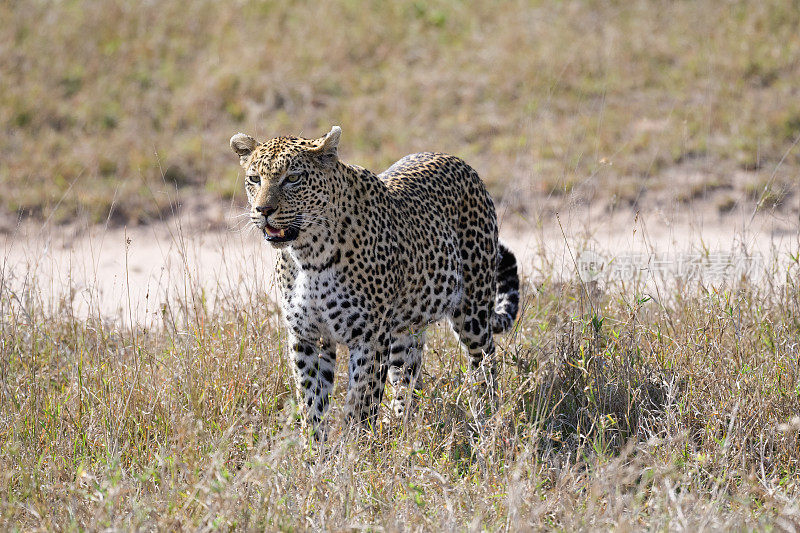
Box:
(230, 128), (341, 248)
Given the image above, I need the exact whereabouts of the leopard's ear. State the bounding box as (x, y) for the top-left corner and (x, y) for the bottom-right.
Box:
(230, 133), (257, 163)
(310, 126), (341, 165)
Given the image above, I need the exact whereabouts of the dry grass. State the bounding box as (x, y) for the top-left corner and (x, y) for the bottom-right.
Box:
(1, 0), (800, 225)
(1, 240), (799, 530)
(2, 1), (800, 529)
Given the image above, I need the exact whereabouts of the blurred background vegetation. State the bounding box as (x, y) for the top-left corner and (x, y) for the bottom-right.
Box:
(1, 0), (798, 226)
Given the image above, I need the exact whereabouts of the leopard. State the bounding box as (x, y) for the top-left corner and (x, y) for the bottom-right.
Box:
(229, 126), (519, 435)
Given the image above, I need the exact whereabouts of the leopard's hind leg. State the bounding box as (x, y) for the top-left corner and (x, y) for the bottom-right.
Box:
(449, 207), (499, 410)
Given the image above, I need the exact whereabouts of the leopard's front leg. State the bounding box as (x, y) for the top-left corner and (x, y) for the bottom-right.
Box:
(288, 333), (336, 438)
(344, 332), (390, 427)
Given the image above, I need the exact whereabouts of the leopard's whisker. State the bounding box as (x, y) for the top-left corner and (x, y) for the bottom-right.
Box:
(230, 218), (250, 230)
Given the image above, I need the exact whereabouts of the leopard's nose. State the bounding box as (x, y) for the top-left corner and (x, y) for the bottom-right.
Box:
(256, 205), (277, 217)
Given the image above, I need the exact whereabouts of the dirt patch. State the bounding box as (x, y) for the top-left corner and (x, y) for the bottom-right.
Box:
(2, 195), (796, 324)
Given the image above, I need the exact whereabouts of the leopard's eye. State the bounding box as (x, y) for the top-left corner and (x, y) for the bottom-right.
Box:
(247, 174), (261, 185)
(285, 171), (307, 184)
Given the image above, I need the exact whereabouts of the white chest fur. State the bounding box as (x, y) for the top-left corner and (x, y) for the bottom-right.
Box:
(281, 262), (347, 343)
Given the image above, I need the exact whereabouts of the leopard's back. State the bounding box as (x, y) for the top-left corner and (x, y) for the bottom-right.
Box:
(377, 152), (500, 331)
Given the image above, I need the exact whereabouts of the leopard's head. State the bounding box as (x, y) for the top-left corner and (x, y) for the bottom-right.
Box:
(230, 126), (341, 247)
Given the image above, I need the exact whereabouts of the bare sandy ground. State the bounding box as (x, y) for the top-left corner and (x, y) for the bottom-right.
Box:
(1, 200), (797, 325)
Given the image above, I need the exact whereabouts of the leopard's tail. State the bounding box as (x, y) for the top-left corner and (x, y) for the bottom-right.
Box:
(491, 241), (520, 333)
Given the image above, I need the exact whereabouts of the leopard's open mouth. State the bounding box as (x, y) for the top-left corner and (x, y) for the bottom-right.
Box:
(263, 222), (299, 243)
